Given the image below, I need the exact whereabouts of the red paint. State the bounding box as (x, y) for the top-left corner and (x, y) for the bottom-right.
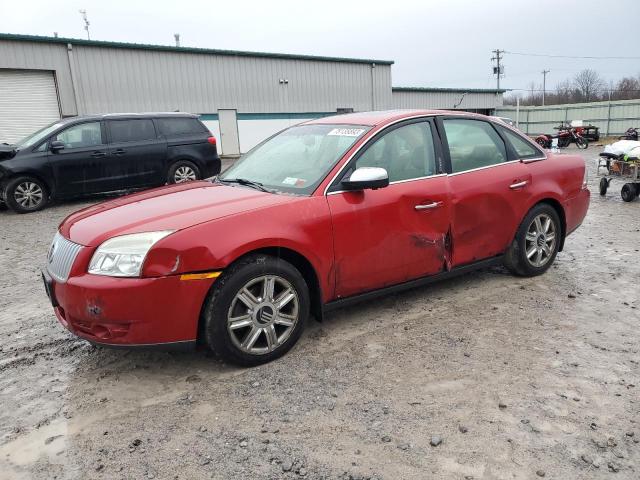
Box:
(48, 110), (590, 347)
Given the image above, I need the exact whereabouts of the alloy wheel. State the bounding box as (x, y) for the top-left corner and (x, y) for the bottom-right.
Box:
(227, 275), (300, 355)
(174, 166), (197, 183)
(13, 182), (44, 209)
(525, 213), (557, 268)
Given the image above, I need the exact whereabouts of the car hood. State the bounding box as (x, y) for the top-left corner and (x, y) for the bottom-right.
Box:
(60, 181), (295, 246)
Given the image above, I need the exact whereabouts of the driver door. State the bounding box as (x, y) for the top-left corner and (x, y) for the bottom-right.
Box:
(327, 119), (451, 298)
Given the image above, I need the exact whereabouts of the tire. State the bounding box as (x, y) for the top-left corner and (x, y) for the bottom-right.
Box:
(167, 160), (201, 184)
(4, 176), (49, 213)
(202, 254), (310, 367)
(621, 183), (637, 202)
(576, 137), (588, 149)
(599, 177), (608, 196)
(535, 138), (548, 148)
(504, 203), (562, 277)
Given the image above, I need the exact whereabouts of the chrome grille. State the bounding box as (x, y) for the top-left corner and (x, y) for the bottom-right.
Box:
(47, 232), (82, 282)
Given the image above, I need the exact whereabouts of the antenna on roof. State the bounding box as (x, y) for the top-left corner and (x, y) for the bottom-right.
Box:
(79, 9), (90, 40)
(174, 33), (180, 47)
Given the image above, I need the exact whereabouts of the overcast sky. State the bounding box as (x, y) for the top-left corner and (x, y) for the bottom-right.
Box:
(3, 0), (638, 92)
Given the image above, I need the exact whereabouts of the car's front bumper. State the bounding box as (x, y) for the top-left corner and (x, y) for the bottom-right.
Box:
(45, 269), (216, 348)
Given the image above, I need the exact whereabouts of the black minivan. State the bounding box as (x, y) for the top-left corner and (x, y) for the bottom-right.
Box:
(0, 113), (220, 213)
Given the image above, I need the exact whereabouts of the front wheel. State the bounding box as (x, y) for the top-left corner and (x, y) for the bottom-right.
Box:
(599, 177), (609, 196)
(576, 137), (589, 149)
(202, 254), (310, 366)
(535, 138), (548, 148)
(504, 203), (561, 277)
(4, 176), (49, 213)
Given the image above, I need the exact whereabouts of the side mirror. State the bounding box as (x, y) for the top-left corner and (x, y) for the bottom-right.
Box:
(50, 140), (65, 152)
(341, 167), (389, 191)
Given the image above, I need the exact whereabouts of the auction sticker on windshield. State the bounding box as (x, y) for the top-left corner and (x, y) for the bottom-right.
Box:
(327, 128), (366, 137)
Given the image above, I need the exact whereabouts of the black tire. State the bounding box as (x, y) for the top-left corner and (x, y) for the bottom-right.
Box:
(576, 137), (588, 149)
(621, 183), (637, 202)
(167, 160), (201, 184)
(599, 177), (608, 196)
(4, 176), (49, 214)
(504, 203), (562, 277)
(536, 138), (548, 148)
(202, 254), (310, 367)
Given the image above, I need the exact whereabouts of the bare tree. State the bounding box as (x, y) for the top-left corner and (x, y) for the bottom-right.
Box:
(573, 69), (605, 102)
(613, 76), (640, 100)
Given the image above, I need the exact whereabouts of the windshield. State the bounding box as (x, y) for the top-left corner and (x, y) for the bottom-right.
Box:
(14, 120), (65, 149)
(220, 124), (370, 195)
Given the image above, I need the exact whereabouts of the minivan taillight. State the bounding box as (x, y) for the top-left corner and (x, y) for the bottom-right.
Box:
(207, 136), (217, 145)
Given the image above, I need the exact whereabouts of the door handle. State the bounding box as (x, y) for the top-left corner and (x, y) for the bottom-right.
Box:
(113, 149), (126, 155)
(509, 180), (528, 189)
(91, 151), (107, 157)
(415, 201), (443, 211)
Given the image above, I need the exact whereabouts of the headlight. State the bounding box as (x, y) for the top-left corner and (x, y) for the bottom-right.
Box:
(88, 231), (174, 277)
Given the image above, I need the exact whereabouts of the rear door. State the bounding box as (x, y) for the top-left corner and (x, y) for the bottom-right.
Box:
(106, 118), (166, 188)
(327, 119), (451, 298)
(47, 121), (109, 196)
(437, 116), (533, 267)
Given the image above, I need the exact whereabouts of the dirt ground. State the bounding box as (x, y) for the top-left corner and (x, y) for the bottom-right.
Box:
(0, 147), (638, 480)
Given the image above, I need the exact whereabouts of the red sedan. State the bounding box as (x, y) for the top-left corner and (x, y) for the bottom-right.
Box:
(44, 110), (590, 366)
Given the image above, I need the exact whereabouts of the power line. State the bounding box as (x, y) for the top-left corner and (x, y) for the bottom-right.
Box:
(505, 50), (640, 60)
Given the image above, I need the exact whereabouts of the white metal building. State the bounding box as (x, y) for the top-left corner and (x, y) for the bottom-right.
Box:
(0, 33), (504, 154)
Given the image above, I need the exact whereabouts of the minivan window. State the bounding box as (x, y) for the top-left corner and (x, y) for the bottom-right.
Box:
(443, 119), (507, 173)
(54, 122), (103, 149)
(157, 118), (207, 136)
(109, 119), (156, 143)
(15, 120), (64, 149)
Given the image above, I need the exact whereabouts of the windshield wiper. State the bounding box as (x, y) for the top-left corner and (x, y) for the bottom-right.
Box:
(218, 177), (273, 193)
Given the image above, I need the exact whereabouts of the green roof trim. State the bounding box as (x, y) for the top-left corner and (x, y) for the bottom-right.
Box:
(0, 32), (394, 65)
(393, 86), (507, 94)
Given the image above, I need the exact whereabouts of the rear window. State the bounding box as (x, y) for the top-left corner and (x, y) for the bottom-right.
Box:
(109, 119), (156, 142)
(156, 118), (207, 136)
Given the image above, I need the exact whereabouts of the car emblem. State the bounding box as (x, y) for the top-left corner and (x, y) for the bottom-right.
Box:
(259, 307), (274, 324)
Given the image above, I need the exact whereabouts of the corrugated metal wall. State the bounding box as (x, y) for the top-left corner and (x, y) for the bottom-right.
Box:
(495, 99), (640, 136)
(0, 37), (392, 116)
(392, 89), (504, 110)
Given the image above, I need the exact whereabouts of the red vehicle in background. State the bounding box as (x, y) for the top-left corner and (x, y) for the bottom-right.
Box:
(535, 123), (589, 149)
(43, 110), (590, 366)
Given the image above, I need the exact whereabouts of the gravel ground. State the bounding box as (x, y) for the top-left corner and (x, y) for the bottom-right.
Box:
(0, 147), (638, 479)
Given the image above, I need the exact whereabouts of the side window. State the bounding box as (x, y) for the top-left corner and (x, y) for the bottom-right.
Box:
(109, 119), (157, 143)
(156, 118), (207, 136)
(499, 126), (541, 159)
(443, 119), (507, 173)
(53, 122), (103, 149)
(354, 122), (437, 182)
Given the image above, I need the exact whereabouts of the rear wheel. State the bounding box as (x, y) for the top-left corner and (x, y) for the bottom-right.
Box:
(621, 183), (637, 202)
(504, 203), (561, 277)
(4, 176), (49, 213)
(168, 160), (201, 184)
(202, 254), (309, 366)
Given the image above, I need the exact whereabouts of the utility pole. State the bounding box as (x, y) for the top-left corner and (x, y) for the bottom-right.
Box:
(541, 69), (550, 106)
(79, 10), (90, 40)
(491, 49), (504, 91)
(174, 33), (181, 47)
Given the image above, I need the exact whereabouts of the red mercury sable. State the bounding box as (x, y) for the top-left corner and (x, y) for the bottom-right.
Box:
(44, 110), (590, 366)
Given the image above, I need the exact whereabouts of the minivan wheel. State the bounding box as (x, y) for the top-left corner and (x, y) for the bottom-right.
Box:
(202, 254), (309, 367)
(168, 161), (200, 184)
(5, 176), (49, 213)
(504, 203), (561, 277)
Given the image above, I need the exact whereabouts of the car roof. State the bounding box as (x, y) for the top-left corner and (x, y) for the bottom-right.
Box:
(58, 112), (200, 123)
(305, 109), (488, 127)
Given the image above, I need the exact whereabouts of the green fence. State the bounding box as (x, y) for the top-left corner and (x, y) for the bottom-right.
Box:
(495, 99), (640, 136)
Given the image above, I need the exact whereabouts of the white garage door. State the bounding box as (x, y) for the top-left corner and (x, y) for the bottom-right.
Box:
(0, 69), (61, 144)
